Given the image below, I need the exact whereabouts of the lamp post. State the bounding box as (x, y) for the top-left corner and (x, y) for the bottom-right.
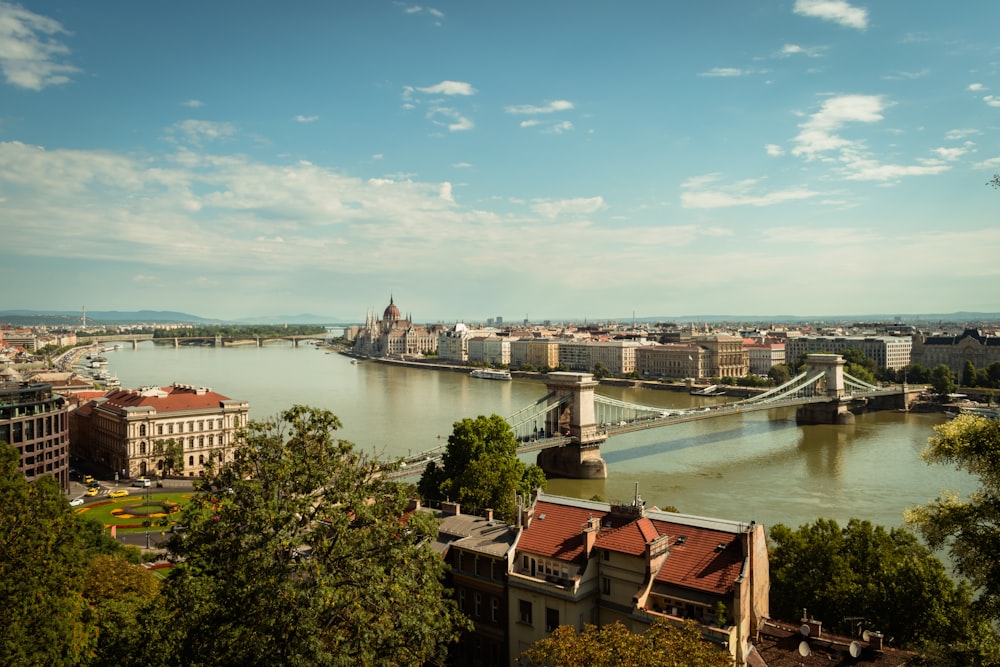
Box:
(144, 480), (151, 549)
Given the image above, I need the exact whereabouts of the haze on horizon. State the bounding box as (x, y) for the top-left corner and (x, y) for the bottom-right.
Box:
(1, 1), (998, 322)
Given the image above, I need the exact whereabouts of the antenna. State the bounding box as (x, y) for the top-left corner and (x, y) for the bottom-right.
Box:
(798, 641), (811, 657)
(849, 641), (862, 658)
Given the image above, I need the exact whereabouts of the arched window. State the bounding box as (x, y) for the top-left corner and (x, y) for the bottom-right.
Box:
(198, 454), (204, 465)
(139, 424), (146, 437)
(139, 441), (146, 455)
(233, 416), (240, 428)
(188, 456), (194, 466)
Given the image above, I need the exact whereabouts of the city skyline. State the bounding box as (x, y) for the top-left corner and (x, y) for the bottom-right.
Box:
(1, 1), (998, 322)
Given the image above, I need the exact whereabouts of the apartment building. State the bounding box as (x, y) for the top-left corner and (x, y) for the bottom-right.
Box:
(0, 382), (71, 490)
(784, 336), (912, 371)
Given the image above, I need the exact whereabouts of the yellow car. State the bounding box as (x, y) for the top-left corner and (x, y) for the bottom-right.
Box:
(108, 489), (129, 499)
(85, 487), (99, 496)
(83, 475), (95, 484)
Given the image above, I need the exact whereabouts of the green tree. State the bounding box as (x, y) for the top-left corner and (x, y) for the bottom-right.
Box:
(154, 438), (184, 476)
(768, 517), (992, 658)
(768, 363), (793, 385)
(83, 555), (164, 667)
(929, 364), (957, 396)
(157, 406), (470, 666)
(0, 443), (98, 666)
(907, 414), (1000, 623)
(419, 414), (545, 522)
(517, 618), (731, 667)
(963, 360), (977, 387)
(591, 361), (610, 379)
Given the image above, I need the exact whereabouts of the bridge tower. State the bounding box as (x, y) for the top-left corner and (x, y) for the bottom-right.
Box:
(796, 354), (856, 425)
(536, 372), (608, 479)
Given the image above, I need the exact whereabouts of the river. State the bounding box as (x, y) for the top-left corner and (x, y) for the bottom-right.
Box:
(91, 341), (975, 533)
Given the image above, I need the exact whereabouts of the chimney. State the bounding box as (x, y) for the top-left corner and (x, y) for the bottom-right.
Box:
(582, 516), (600, 557)
(440, 501), (460, 516)
(405, 498), (421, 512)
(484, 508), (493, 522)
(867, 631), (883, 651)
(800, 609), (822, 638)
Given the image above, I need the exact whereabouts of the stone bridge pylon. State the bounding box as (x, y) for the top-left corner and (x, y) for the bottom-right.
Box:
(535, 372), (609, 480)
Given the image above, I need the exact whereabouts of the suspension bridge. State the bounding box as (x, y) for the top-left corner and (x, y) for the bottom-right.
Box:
(388, 354), (920, 480)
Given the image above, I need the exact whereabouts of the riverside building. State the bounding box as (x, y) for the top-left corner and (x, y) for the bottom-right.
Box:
(352, 296), (441, 358)
(0, 381), (71, 490)
(71, 384), (249, 478)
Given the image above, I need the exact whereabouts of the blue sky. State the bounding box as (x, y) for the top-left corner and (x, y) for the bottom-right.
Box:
(1, 1), (998, 322)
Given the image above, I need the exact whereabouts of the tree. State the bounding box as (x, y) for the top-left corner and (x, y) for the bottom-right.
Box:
(768, 363), (793, 385)
(419, 414), (545, 522)
(0, 443), (98, 666)
(963, 360), (977, 387)
(592, 361), (610, 379)
(83, 555), (165, 667)
(929, 363), (957, 396)
(517, 619), (731, 667)
(907, 414), (1000, 622)
(768, 517), (995, 659)
(157, 406), (470, 666)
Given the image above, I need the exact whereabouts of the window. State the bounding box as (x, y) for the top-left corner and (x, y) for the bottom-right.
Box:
(458, 589), (465, 613)
(602, 577), (611, 595)
(139, 441), (146, 455)
(546, 607), (560, 632)
(603, 549), (610, 561)
(157, 424), (163, 435)
(139, 424), (146, 437)
(519, 599), (533, 626)
(188, 456), (194, 466)
(474, 592), (482, 618)
(491, 597), (499, 623)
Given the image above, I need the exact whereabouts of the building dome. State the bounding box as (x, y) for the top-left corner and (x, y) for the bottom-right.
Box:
(383, 296), (401, 322)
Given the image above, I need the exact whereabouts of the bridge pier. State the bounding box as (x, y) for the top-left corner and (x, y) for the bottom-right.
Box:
(796, 399), (855, 425)
(537, 372), (608, 479)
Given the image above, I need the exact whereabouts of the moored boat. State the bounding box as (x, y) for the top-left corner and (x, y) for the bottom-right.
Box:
(470, 368), (512, 381)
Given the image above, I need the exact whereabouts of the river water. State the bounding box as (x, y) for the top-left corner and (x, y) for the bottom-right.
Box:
(94, 341), (975, 532)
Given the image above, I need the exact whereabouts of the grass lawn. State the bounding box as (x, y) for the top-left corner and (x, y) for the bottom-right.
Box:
(75, 492), (194, 533)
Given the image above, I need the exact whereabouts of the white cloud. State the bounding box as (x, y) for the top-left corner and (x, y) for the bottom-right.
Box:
(699, 67), (746, 77)
(967, 83), (985, 92)
(167, 120), (238, 146)
(791, 94), (887, 160)
(294, 114), (319, 123)
(931, 146), (967, 161)
(945, 128), (979, 140)
(973, 157), (1000, 170)
(182, 99), (204, 108)
(779, 44), (825, 58)
(765, 144), (785, 156)
(505, 100), (574, 115)
(793, 0), (868, 30)
(519, 119), (540, 128)
(452, 162), (472, 169)
(983, 95), (1000, 108)
(416, 80), (475, 96)
(531, 196), (605, 219)
(438, 182), (454, 202)
(545, 121), (574, 134)
(427, 107), (473, 132)
(0, 1), (80, 90)
(680, 175), (820, 209)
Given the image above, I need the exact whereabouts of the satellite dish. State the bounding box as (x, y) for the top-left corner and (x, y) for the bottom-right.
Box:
(800, 624), (811, 636)
(862, 629), (871, 642)
(849, 641), (862, 658)
(798, 641), (812, 657)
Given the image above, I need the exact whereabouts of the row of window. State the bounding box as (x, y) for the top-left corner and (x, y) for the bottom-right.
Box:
(137, 417), (239, 437)
(517, 600), (560, 633)
(457, 588), (502, 623)
(136, 435), (224, 454)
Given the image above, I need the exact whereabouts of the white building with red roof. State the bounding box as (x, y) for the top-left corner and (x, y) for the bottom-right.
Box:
(71, 384), (249, 478)
(508, 491), (769, 665)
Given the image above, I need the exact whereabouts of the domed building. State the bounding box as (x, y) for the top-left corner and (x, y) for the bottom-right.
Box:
(352, 295), (442, 358)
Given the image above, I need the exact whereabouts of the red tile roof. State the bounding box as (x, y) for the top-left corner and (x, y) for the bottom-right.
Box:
(650, 518), (743, 595)
(518, 496), (746, 597)
(101, 385), (235, 413)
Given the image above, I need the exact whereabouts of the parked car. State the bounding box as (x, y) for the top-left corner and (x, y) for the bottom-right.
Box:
(69, 497), (85, 506)
(83, 475), (95, 484)
(108, 489), (129, 499)
(132, 478), (151, 488)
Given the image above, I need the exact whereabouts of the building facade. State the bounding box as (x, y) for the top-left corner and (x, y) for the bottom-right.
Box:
(744, 341), (785, 376)
(635, 344), (707, 379)
(695, 334), (749, 379)
(911, 329), (1000, 377)
(0, 382), (71, 490)
(352, 296), (441, 358)
(71, 384), (249, 478)
(784, 335), (912, 371)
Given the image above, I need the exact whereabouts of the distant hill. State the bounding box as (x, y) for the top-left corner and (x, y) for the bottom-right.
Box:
(0, 309), (346, 327)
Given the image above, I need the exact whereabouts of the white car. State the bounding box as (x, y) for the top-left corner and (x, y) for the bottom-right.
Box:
(69, 497), (85, 506)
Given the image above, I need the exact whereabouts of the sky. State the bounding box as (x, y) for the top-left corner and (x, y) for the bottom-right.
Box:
(1, 1), (999, 323)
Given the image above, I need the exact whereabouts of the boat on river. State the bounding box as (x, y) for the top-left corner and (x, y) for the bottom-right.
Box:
(470, 368), (512, 381)
(690, 384), (725, 396)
